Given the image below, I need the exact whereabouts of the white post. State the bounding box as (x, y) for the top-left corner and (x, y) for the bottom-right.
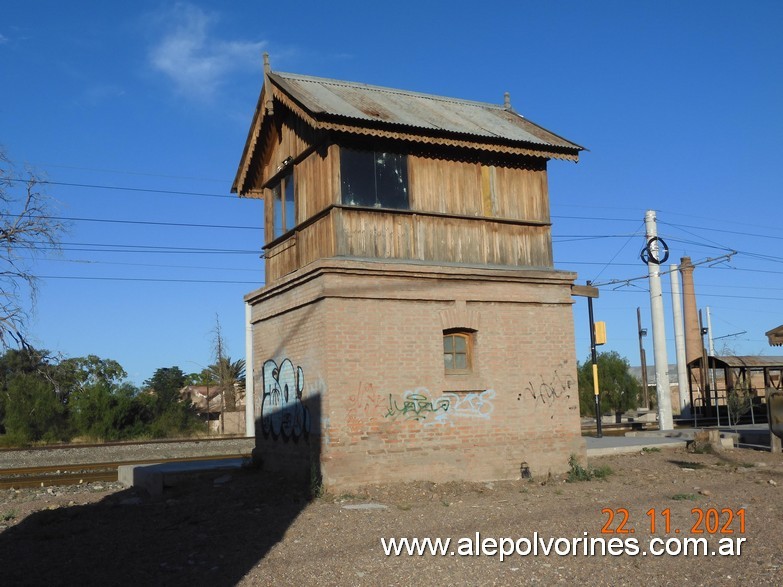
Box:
(245, 302), (255, 437)
(645, 210), (674, 430)
(670, 264), (690, 417)
(706, 306), (716, 356)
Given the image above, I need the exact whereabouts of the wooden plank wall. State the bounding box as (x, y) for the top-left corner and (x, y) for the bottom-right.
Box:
(408, 155), (549, 223)
(264, 146), (554, 282)
(335, 208), (553, 267)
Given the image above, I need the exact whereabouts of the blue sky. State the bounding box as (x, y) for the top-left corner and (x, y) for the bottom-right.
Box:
(1, 1), (781, 384)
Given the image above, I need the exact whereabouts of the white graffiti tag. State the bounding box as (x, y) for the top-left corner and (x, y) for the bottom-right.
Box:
(385, 388), (495, 426)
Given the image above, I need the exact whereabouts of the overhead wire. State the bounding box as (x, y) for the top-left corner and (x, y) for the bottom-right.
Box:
(0, 212), (263, 231)
(6, 177), (240, 200)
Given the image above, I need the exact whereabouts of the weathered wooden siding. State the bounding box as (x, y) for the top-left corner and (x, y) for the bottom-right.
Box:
(334, 208), (552, 267)
(491, 164), (549, 222)
(298, 213), (335, 268)
(408, 156), (549, 223)
(264, 238), (297, 283)
(261, 115), (315, 186)
(264, 145), (554, 283)
(265, 213), (336, 283)
(294, 146), (337, 224)
(408, 156), (483, 216)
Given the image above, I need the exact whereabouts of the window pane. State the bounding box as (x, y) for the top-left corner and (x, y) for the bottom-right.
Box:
(455, 336), (467, 352)
(444, 353), (453, 370)
(284, 174), (295, 231)
(272, 184), (284, 239)
(455, 353), (468, 370)
(376, 152), (409, 210)
(341, 149), (376, 207)
(443, 336), (453, 352)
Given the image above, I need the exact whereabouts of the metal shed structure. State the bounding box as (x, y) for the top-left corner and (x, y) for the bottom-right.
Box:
(686, 355), (783, 422)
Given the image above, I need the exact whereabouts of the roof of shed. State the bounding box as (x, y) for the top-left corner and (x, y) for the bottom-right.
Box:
(268, 71), (584, 152)
(688, 355), (783, 369)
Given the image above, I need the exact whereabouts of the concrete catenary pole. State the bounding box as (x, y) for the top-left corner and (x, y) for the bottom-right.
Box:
(644, 210), (673, 430)
(670, 264), (690, 417)
(245, 301), (255, 437)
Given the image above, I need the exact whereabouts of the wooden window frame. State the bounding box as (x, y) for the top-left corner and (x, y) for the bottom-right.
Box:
(443, 329), (474, 375)
(271, 170), (295, 240)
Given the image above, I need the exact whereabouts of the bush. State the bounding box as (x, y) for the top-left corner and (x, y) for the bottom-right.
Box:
(3, 373), (68, 444)
(566, 455), (613, 482)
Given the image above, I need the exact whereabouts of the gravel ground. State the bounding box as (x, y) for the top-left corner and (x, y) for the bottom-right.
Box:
(0, 437), (255, 468)
(0, 445), (780, 586)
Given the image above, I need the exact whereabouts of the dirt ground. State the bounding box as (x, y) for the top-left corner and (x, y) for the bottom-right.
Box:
(0, 445), (781, 586)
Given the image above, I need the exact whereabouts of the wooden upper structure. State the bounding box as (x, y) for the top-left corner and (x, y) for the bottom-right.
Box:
(767, 325), (783, 347)
(233, 56), (584, 284)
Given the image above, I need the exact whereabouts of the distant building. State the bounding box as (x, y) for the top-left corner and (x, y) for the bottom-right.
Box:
(233, 58), (586, 489)
(179, 385), (245, 435)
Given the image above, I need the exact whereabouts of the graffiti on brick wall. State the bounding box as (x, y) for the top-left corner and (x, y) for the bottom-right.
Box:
(385, 388), (495, 425)
(260, 358), (310, 439)
(520, 370), (574, 407)
(346, 382), (386, 426)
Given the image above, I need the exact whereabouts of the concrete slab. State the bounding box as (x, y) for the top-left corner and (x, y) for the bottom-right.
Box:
(585, 435), (687, 457)
(118, 458), (247, 496)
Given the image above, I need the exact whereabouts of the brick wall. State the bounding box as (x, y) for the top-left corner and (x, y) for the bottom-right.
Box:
(247, 258), (585, 490)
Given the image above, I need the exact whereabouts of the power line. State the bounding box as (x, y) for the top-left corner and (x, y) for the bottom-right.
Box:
(39, 275), (260, 284)
(0, 212), (263, 231)
(28, 257), (259, 273)
(32, 162), (226, 184)
(7, 177), (239, 200)
(32, 243), (262, 255)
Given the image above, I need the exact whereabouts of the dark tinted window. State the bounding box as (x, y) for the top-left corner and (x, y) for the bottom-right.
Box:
(341, 148), (409, 210)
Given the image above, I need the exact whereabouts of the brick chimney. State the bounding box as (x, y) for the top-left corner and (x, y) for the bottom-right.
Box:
(679, 256), (702, 363)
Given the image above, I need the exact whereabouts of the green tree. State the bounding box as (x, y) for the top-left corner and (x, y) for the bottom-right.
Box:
(143, 366), (200, 437)
(0, 347), (57, 436)
(144, 366), (187, 416)
(577, 351), (641, 416)
(3, 373), (67, 443)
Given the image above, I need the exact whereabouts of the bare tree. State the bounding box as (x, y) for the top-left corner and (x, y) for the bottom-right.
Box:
(210, 315), (246, 433)
(0, 150), (64, 347)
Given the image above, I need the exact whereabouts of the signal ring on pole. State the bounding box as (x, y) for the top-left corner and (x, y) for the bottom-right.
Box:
(640, 236), (670, 265)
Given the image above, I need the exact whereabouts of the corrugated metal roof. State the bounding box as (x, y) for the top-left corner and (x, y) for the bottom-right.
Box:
(269, 72), (583, 152)
(689, 355), (783, 368)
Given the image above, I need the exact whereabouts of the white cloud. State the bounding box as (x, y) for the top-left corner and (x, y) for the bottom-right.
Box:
(148, 3), (265, 101)
(0, 33), (9, 44)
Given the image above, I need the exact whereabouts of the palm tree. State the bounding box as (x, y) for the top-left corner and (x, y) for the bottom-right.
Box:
(208, 357), (245, 412)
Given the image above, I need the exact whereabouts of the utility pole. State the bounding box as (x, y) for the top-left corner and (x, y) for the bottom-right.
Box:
(644, 210), (674, 430)
(670, 264), (690, 417)
(698, 310), (717, 425)
(706, 306), (719, 410)
(587, 280), (603, 438)
(636, 307), (649, 409)
(245, 301), (255, 437)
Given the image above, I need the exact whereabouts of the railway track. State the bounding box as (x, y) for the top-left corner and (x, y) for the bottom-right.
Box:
(0, 454), (252, 490)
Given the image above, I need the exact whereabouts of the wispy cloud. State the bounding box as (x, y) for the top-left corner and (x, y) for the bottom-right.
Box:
(148, 3), (265, 101)
(0, 33), (9, 45)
